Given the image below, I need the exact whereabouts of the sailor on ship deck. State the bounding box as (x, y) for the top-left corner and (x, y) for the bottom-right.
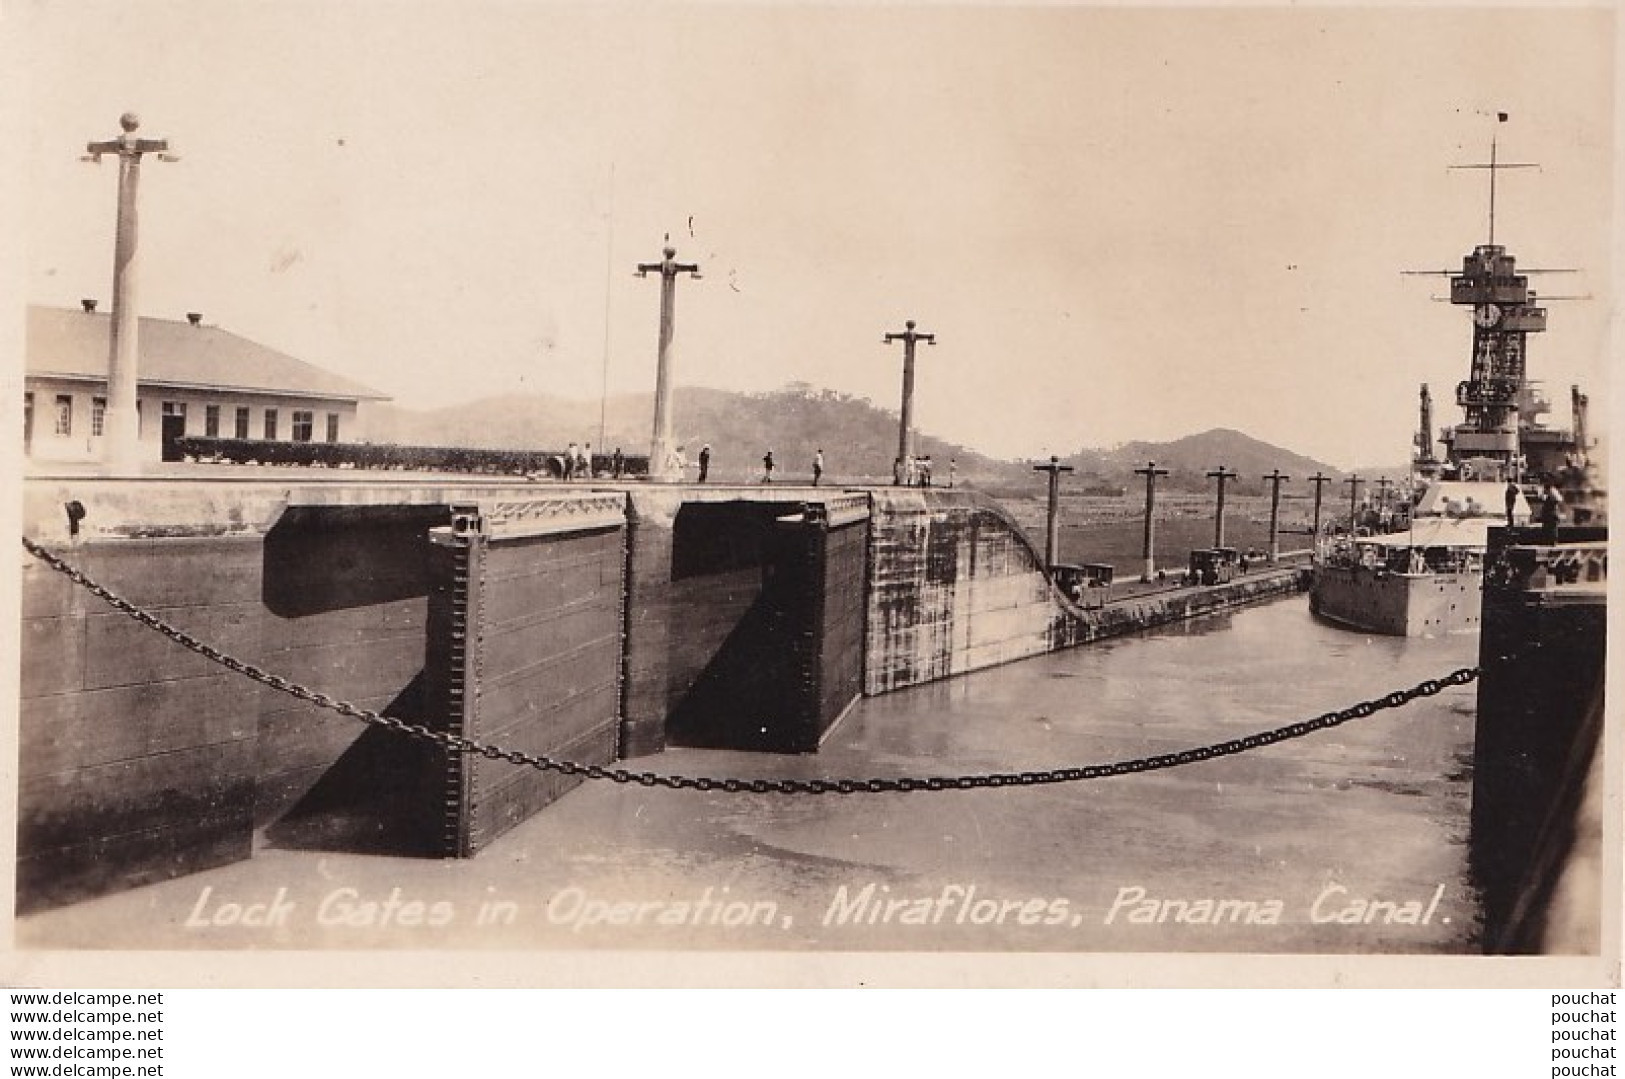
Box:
(1539, 482), (1564, 543)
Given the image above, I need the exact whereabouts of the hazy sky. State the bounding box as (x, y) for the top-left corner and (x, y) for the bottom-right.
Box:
(14, 2), (1617, 466)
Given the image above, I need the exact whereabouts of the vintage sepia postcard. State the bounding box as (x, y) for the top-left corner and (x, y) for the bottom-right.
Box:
(4, 0), (1618, 989)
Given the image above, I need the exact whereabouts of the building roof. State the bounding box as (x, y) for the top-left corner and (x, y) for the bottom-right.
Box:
(26, 305), (390, 402)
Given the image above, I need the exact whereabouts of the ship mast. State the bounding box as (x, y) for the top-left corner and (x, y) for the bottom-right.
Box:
(1438, 115), (1545, 483)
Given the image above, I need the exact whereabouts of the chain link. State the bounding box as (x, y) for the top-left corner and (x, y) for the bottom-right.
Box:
(22, 536), (1480, 794)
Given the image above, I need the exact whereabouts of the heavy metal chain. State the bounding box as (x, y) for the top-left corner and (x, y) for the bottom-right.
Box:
(22, 536), (1480, 794)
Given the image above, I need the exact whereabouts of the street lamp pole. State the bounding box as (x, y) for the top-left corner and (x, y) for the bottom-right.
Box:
(636, 243), (700, 481)
(85, 113), (176, 473)
(1307, 472), (1332, 539)
(1134, 461), (1169, 581)
(1206, 465), (1238, 548)
(882, 320), (935, 477)
(1263, 469), (1291, 563)
(1032, 455), (1074, 569)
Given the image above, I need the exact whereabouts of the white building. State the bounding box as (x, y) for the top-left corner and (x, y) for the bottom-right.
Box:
(25, 302), (390, 464)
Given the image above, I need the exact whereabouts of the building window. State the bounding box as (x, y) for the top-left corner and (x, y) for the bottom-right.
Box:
(205, 405), (220, 438)
(92, 397), (107, 437)
(263, 409), (278, 440)
(54, 395), (72, 437)
(234, 406), (250, 440)
(161, 401), (187, 439)
(291, 410), (314, 442)
(326, 413), (340, 443)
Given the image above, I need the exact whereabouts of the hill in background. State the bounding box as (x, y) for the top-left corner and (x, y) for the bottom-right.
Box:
(1090, 429), (1361, 496)
(367, 384), (1354, 491)
(368, 385), (1004, 484)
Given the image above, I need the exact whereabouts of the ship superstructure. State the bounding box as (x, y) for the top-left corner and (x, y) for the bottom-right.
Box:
(1412, 121), (1595, 493)
(1439, 243), (1548, 478)
(1312, 122), (1597, 636)
(1422, 241), (1592, 488)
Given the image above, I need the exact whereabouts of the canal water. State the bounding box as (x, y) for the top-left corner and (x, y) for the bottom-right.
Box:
(19, 593), (1483, 954)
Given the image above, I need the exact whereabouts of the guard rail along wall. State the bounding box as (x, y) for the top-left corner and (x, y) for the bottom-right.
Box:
(171, 435), (650, 479)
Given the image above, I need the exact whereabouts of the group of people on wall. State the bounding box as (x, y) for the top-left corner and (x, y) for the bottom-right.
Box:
(682, 445), (826, 485)
(558, 441), (628, 480)
(892, 453), (954, 488)
(561, 440), (706, 481)
(550, 439), (963, 488)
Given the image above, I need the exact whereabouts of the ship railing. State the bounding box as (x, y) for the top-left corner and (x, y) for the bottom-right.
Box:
(1489, 541), (1608, 594)
(1316, 539), (1384, 572)
(1456, 378), (1520, 407)
(1316, 536), (1482, 576)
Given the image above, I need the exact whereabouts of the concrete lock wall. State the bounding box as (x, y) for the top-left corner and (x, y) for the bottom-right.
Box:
(619, 491), (679, 758)
(17, 492), (458, 910)
(19, 478), (866, 910)
(865, 489), (1101, 694)
(20, 477), (1307, 912)
(862, 489), (1306, 695)
(18, 535), (264, 914)
(17, 480), (629, 911)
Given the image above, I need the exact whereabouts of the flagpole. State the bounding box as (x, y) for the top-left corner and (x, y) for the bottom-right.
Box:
(598, 162), (614, 455)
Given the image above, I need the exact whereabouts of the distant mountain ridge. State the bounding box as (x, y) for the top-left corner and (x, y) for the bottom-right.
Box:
(1091, 428), (1350, 495)
(367, 385), (1351, 491)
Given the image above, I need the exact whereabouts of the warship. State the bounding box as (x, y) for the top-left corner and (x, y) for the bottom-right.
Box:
(1310, 134), (1598, 637)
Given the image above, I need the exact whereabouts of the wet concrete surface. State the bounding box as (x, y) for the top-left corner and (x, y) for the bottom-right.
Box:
(18, 595), (1482, 953)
